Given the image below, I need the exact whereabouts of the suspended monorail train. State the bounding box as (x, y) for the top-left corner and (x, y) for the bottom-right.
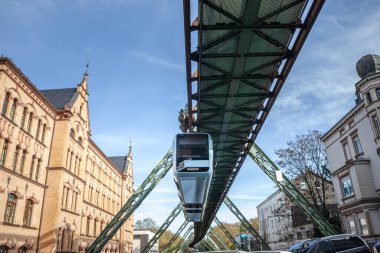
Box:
(173, 133), (213, 222)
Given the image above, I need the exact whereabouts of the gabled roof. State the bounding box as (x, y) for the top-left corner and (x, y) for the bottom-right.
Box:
(40, 88), (77, 110)
(108, 156), (128, 173)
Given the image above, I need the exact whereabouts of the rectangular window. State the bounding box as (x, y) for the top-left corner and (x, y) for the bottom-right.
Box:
(343, 142), (352, 161)
(352, 135), (363, 155)
(342, 178), (354, 197)
(348, 220), (356, 234)
(372, 115), (380, 138)
(359, 218), (369, 235)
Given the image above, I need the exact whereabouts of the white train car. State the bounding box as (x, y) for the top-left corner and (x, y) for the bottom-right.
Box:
(173, 133), (213, 222)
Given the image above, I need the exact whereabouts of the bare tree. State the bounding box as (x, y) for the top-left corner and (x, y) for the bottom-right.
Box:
(134, 217), (158, 232)
(275, 130), (340, 234)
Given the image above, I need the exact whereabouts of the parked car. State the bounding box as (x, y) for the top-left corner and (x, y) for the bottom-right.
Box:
(373, 239), (380, 253)
(289, 239), (319, 253)
(306, 234), (370, 253)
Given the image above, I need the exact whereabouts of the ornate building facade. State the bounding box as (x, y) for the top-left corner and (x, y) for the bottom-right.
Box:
(322, 54), (380, 239)
(0, 57), (134, 253)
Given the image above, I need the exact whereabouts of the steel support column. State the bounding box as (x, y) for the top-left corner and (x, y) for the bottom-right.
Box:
(86, 148), (173, 252)
(224, 196), (270, 250)
(173, 226), (193, 253)
(204, 235), (219, 251)
(249, 143), (338, 235)
(206, 234), (222, 251)
(214, 216), (240, 249)
(162, 220), (189, 253)
(142, 203), (182, 253)
(177, 233), (193, 253)
(209, 227), (229, 250)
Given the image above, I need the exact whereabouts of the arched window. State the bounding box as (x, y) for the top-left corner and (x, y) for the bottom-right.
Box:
(19, 150), (26, 174)
(70, 129), (75, 139)
(23, 199), (33, 226)
(366, 92), (372, 104)
(86, 216), (91, 236)
(12, 145), (20, 171)
(0, 139), (9, 166)
(2, 92), (11, 116)
(94, 219), (98, 237)
(18, 246), (28, 253)
(9, 99), (17, 121)
(29, 155), (35, 179)
(41, 124), (47, 143)
(0, 245), (10, 253)
(61, 228), (67, 251)
(78, 137), (83, 146)
(27, 112), (33, 133)
(4, 193), (17, 224)
(36, 119), (41, 140)
(20, 107), (27, 128)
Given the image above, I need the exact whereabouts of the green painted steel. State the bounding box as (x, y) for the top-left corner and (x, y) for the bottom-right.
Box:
(205, 234), (221, 251)
(214, 216), (240, 250)
(184, 0), (326, 245)
(162, 220), (189, 253)
(210, 227), (229, 250)
(86, 148), (173, 252)
(177, 232), (193, 253)
(142, 203), (182, 253)
(224, 196), (270, 250)
(249, 143), (338, 236)
(173, 225), (193, 253)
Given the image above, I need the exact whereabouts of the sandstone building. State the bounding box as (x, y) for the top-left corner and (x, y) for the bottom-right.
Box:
(322, 54), (380, 239)
(0, 57), (134, 253)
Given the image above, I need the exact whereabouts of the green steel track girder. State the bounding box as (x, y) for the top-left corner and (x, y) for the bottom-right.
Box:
(142, 203), (182, 253)
(214, 216), (240, 250)
(162, 220), (189, 253)
(86, 148), (173, 252)
(173, 225), (193, 253)
(210, 227), (229, 250)
(249, 143), (338, 236)
(224, 196), (270, 250)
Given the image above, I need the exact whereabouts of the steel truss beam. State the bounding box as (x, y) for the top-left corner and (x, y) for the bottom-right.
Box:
(205, 234), (220, 251)
(177, 232), (193, 253)
(86, 148), (173, 252)
(214, 216), (240, 249)
(249, 143), (338, 235)
(209, 227), (229, 250)
(224, 196), (270, 250)
(173, 225), (193, 253)
(142, 203), (182, 253)
(162, 221), (189, 253)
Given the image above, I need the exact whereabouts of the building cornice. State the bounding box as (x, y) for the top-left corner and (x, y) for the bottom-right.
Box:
(47, 167), (86, 184)
(0, 57), (57, 118)
(355, 72), (380, 90)
(338, 197), (380, 213)
(331, 158), (370, 177)
(321, 102), (365, 142)
(0, 165), (47, 188)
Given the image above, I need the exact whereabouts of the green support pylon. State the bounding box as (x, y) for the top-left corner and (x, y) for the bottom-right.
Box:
(142, 203), (182, 253)
(177, 233), (193, 253)
(210, 227), (229, 250)
(162, 220), (189, 253)
(249, 143), (338, 236)
(224, 196), (270, 250)
(87, 148), (173, 252)
(214, 216), (240, 250)
(173, 225), (193, 253)
(205, 234), (220, 251)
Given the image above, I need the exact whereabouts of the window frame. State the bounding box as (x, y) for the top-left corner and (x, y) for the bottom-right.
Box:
(4, 193), (17, 224)
(341, 177), (354, 198)
(23, 199), (33, 227)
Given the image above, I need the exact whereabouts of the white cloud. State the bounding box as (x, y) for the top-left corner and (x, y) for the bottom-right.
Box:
(132, 51), (184, 72)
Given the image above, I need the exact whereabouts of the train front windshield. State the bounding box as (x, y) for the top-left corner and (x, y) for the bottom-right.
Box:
(176, 134), (209, 166)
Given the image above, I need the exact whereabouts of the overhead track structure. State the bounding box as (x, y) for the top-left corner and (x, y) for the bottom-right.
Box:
(183, 0), (325, 245)
(86, 149), (173, 252)
(249, 143), (338, 235)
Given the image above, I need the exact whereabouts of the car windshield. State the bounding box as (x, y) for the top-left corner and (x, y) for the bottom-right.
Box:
(289, 243), (303, 251)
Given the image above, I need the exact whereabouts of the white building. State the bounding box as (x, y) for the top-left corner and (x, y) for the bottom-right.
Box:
(133, 230), (159, 253)
(322, 54), (380, 238)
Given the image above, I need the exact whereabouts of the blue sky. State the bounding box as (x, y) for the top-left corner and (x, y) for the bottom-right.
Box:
(1, 0), (380, 233)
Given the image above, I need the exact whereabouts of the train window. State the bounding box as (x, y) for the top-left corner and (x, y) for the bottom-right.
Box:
(176, 134), (209, 166)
